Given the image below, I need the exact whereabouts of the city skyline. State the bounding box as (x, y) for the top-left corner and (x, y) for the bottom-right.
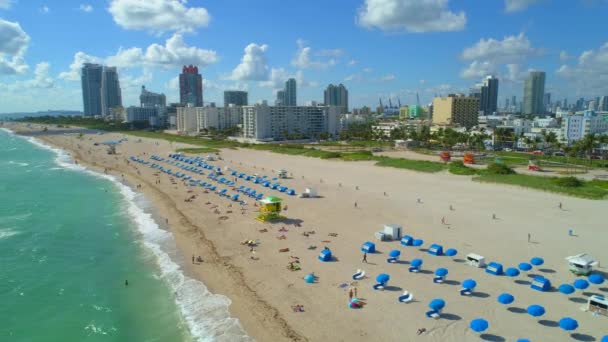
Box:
(1, 0), (608, 113)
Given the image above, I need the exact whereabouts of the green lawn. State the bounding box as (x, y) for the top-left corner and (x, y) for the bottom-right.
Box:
(448, 162), (478, 175)
(176, 147), (220, 154)
(473, 173), (608, 199)
(374, 157), (447, 173)
(120, 130), (241, 149)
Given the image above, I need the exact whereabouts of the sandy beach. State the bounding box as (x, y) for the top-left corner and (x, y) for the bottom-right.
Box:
(9, 122), (608, 341)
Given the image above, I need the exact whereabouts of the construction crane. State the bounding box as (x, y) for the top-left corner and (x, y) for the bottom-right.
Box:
(379, 98), (383, 108)
(388, 98), (393, 108)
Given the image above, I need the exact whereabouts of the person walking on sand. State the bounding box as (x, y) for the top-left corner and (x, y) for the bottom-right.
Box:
(192, 254), (195, 264)
(353, 287), (358, 298)
(348, 288), (354, 300)
(354, 201), (358, 208)
(528, 233), (531, 243)
(559, 202), (563, 210)
(417, 198), (421, 204)
(492, 213), (496, 220)
(441, 217), (445, 225)
(362, 252), (367, 263)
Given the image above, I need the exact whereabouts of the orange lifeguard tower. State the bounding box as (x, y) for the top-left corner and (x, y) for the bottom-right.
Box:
(528, 160), (540, 171)
(256, 196), (284, 222)
(463, 153), (475, 164)
(439, 151), (451, 162)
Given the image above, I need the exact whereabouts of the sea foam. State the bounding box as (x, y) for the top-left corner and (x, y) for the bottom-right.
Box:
(9, 129), (252, 342)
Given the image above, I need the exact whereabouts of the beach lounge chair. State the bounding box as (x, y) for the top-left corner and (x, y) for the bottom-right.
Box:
(373, 283), (385, 290)
(425, 310), (440, 319)
(409, 266), (420, 273)
(387, 257), (398, 263)
(256, 194), (263, 200)
(398, 291), (414, 303)
(433, 276), (444, 284)
(352, 269), (366, 280)
(460, 288), (472, 296)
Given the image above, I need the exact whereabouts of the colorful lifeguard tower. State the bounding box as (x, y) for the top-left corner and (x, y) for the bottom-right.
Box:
(256, 196), (284, 222)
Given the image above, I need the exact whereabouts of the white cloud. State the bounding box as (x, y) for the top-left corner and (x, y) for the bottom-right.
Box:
(108, 0), (210, 33)
(59, 51), (101, 81)
(259, 67), (289, 89)
(291, 39), (337, 69)
(40, 5), (50, 13)
(228, 43), (269, 81)
(345, 73), (363, 82)
(295, 70), (318, 88)
(0, 19), (30, 75)
(79, 4), (93, 12)
(348, 59), (357, 66)
(379, 74), (396, 81)
(357, 0), (466, 33)
(165, 76), (179, 91)
(559, 50), (570, 62)
(504, 0), (543, 13)
(60, 33), (218, 81)
(0, 0), (13, 9)
(1, 61), (54, 92)
(460, 33), (539, 80)
(557, 42), (608, 95)
(316, 49), (344, 57)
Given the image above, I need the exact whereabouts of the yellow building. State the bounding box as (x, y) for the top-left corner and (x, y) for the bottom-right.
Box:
(399, 106), (409, 120)
(432, 94), (480, 129)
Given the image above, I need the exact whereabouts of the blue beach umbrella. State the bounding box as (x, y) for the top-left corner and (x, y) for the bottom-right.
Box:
(410, 259), (423, 267)
(376, 273), (390, 284)
(573, 279), (589, 290)
(505, 267), (520, 277)
(589, 274), (605, 285)
(559, 317), (578, 331)
(435, 268), (448, 277)
(389, 250), (401, 258)
(517, 339), (531, 342)
(412, 239), (424, 247)
(530, 257), (544, 266)
(445, 248), (457, 257)
(463, 279), (477, 290)
(601, 336), (608, 342)
(527, 305), (545, 317)
(429, 298), (446, 311)
(304, 274), (315, 283)
(470, 318), (489, 333)
(497, 293), (514, 305)
(558, 284), (575, 295)
(518, 262), (532, 271)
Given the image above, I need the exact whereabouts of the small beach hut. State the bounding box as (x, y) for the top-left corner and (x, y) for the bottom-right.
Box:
(470, 319), (489, 333)
(361, 241), (376, 253)
(400, 235), (414, 246)
(318, 248), (332, 262)
(486, 262), (504, 276)
(466, 253), (486, 268)
(566, 253), (598, 276)
(428, 244), (443, 256)
(383, 224), (402, 241)
(531, 276), (551, 292)
(587, 295), (608, 316)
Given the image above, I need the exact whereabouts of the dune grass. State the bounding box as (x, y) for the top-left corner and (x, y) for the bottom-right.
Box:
(176, 147), (220, 154)
(448, 161), (478, 175)
(374, 157), (447, 173)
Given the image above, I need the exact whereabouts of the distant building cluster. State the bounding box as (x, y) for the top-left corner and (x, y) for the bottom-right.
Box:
(81, 63), (122, 117)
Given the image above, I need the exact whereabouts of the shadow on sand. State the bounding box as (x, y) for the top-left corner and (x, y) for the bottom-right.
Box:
(480, 334), (506, 342)
(515, 280), (531, 285)
(571, 333), (596, 341)
(507, 307), (526, 314)
(538, 319), (559, 327)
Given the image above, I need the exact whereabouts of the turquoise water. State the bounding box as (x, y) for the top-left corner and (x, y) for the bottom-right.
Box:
(0, 129), (249, 342)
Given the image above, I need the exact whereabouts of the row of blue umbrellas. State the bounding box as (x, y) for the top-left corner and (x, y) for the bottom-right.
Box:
(470, 317), (579, 333)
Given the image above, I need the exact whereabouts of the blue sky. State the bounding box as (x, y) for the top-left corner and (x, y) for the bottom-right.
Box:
(1, 0), (607, 113)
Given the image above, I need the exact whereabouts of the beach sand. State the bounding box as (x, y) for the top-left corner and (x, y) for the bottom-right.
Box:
(10, 123), (608, 341)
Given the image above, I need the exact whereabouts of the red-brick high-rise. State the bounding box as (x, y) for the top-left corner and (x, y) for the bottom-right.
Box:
(179, 65), (203, 107)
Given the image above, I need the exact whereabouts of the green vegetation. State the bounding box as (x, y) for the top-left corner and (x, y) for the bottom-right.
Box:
(374, 157), (446, 173)
(485, 162), (515, 175)
(553, 176), (583, 187)
(474, 174), (608, 199)
(340, 151), (376, 161)
(448, 161), (478, 175)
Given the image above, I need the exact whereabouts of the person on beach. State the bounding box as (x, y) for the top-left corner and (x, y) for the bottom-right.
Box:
(354, 201), (358, 208)
(192, 255), (195, 264)
(417, 198), (421, 203)
(528, 233), (531, 243)
(362, 252), (367, 263)
(492, 213), (496, 220)
(383, 191), (387, 196)
(441, 217), (445, 224)
(353, 287), (358, 298)
(125, 280), (129, 286)
(348, 288), (353, 300)
(449, 205), (453, 211)
(559, 202), (562, 209)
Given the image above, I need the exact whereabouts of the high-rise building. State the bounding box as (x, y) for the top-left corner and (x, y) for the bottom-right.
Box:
(198, 106), (242, 131)
(224, 90), (248, 107)
(100, 67), (122, 116)
(511, 96), (517, 111)
(505, 98), (510, 110)
(81, 63), (103, 116)
(599, 96), (608, 111)
(543, 93), (551, 109)
(479, 75), (498, 115)
(323, 84), (348, 114)
(576, 97), (585, 111)
(176, 105), (199, 134)
(523, 71), (546, 115)
(284, 78), (297, 106)
(275, 90), (285, 106)
(588, 100), (597, 111)
(140, 86), (166, 108)
(179, 65), (203, 107)
(432, 94), (480, 129)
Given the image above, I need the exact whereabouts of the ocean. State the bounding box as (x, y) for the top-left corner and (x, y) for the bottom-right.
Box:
(0, 128), (250, 342)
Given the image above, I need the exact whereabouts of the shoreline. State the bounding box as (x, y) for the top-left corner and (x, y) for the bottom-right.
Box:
(4, 126), (289, 342)
(6, 123), (608, 342)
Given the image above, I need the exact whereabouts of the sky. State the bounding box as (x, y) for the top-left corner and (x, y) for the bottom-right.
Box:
(1, 0), (607, 113)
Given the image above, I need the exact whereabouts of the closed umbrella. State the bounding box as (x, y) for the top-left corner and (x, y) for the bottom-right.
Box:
(530, 257), (544, 266)
(463, 279), (477, 290)
(559, 317), (578, 331)
(505, 267), (520, 277)
(589, 274), (605, 285)
(445, 248), (457, 257)
(527, 305), (545, 317)
(558, 284), (575, 295)
(413, 239), (424, 247)
(435, 268), (448, 277)
(389, 250), (401, 258)
(518, 262), (532, 271)
(497, 293), (514, 305)
(469, 318), (489, 333)
(573, 279), (589, 290)
(429, 298), (446, 311)
(411, 259), (423, 267)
